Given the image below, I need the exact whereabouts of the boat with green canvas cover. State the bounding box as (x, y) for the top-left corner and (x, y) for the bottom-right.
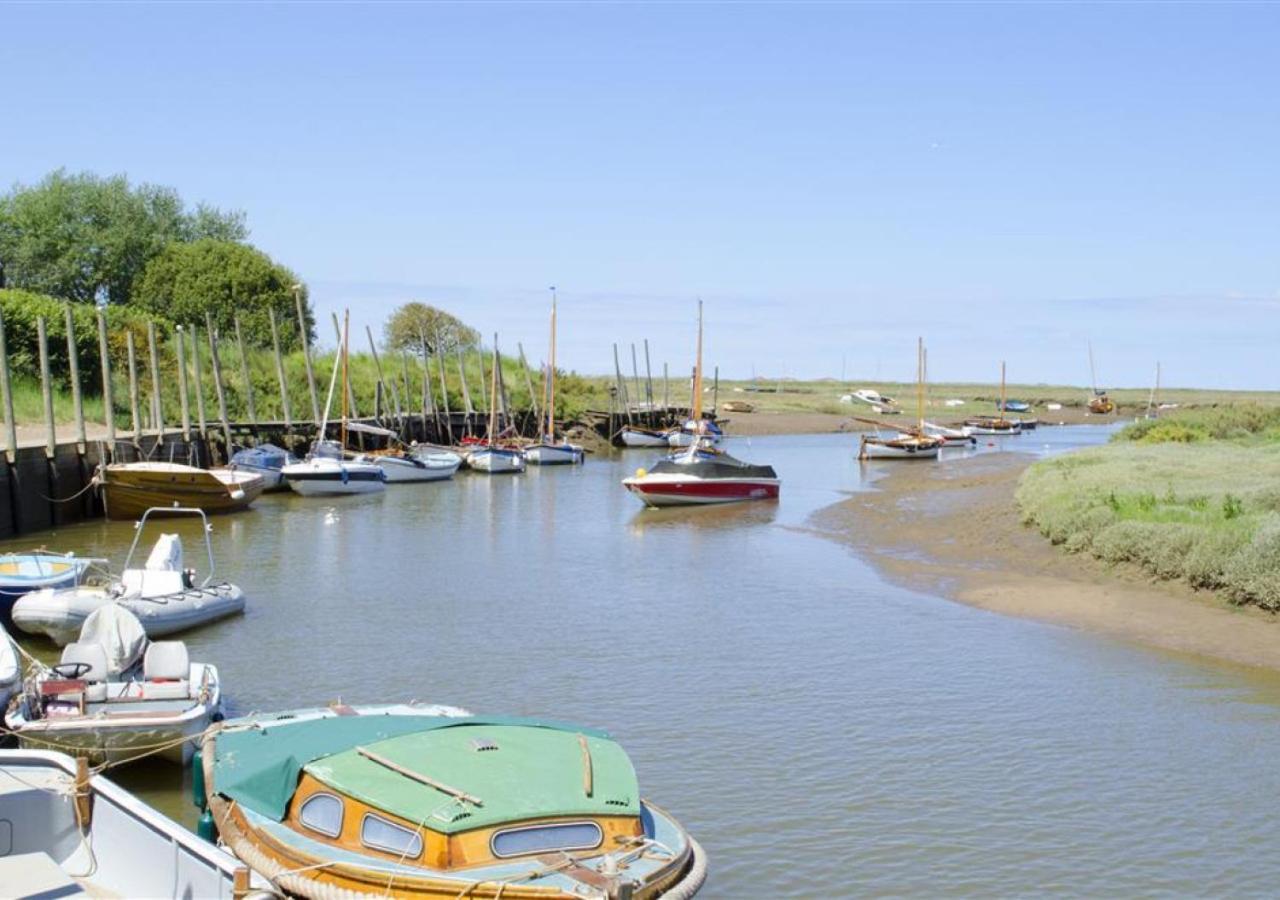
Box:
(197, 704), (706, 899)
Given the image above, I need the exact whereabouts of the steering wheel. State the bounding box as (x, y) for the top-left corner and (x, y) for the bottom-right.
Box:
(52, 662), (92, 680)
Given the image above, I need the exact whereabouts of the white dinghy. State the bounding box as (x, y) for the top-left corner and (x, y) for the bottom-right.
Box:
(12, 508), (245, 646)
(358, 450), (462, 482)
(619, 426), (674, 448)
(6, 605), (221, 765)
(0, 749), (263, 897)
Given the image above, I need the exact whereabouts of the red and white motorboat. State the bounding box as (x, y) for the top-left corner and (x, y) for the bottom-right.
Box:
(623, 449), (779, 507)
(623, 300), (779, 507)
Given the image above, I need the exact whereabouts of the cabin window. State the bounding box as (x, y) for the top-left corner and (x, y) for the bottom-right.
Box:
(491, 822), (603, 858)
(361, 813), (423, 859)
(299, 793), (344, 838)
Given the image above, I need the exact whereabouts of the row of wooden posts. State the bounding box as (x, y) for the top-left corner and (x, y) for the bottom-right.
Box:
(608, 339), (718, 428)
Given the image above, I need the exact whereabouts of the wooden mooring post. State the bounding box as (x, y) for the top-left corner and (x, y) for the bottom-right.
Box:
(65, 306), (86, 447)
(126, 330), (142, 444)
(37, 317), (56, 459)
(234, 316), (257, 424)
(189, 324), (208, 439)
(175, 326), (191, 441)
(206, 314), (232, 462)
(96, 309), (115, 450)
(268, 307), (292, 429)
(294, 285), (319, 424)
(0, 310), (17, 462)
(147, 321), (164, 437)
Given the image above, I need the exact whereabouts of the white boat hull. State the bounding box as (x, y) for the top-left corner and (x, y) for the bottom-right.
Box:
(468, 448), (526, 473)
(364, 454), (461, 482)
(283, 458), (387, 495)
(967, 424), (1021, 436)
(859, 437), (941, 460)
(525, 443), (584, 465)
(0, 749), (265, 897)
(5, 664), (221, 765)
(13, 583), (246, 646)
(619, 428), (671, 448)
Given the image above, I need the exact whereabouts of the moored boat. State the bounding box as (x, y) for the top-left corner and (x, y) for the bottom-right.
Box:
(98, 462), (265, 520)
(359, 449), (462, 482)
(470, 337), (528, 476)
(467, 445), (527, 473)
(623, 450), (780, 506)
(667, 418), (724, 448)
(923, 422), (976, 446)
(858, 433), (942, 460)
(199, 705), (706, 899)
(525, 289), (586, 466)
(6, 605), (220, 766)
(619, 426), (674, 448)
(12, 508), (246, 645)
(0, 748), (263, 896)
(964, 362), (1021, 435)
(229, 443), (299, 491)
(0, 551), (95, 623)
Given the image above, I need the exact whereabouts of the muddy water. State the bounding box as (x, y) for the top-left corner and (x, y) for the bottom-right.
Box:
(8, 427), (1280, 896)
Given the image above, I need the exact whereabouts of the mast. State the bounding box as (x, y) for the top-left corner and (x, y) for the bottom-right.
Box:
(546, 287), (557, 442)
(340, 309), (349, 454)
(1088, 341), (1099, 394)
(917, 337), (925, 431)
(692, 300), (704, 424)
(488, 335), (499, 442)
(1000, 360), (1007, 423)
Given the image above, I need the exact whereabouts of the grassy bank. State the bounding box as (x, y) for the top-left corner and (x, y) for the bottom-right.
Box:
(1017, 407), (1280, 610)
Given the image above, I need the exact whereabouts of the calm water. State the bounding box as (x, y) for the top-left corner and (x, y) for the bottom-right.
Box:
(9, 426), (1280, 896)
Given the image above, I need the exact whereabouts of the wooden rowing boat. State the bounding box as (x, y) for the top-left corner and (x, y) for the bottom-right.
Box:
(99, 463), (264, 520)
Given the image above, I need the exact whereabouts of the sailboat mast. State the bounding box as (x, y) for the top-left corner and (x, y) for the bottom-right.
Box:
(692, 300), (703, 424)
(917, 337), (924, 430)
(1000, 360), (1007, 421)
(488, 335), (499, 442)
(547, 288), (557, 441)
(1088, 341), (1098, 394)
(340, 310), (349, 454)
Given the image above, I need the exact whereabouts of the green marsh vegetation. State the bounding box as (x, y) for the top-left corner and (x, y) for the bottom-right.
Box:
(1018, 405), (1280, 610)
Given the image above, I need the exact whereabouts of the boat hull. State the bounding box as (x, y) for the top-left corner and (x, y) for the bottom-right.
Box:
(623, 475), (780, 507)
(468, 448), (526, 473)
(619, 428), (672, 448)
(6, 664), (220, 765)
(524, 443), (584, 465)
(859, 438), (941, 460)
(283, 459), (387, 495)
(100, 464), (265, 520)
(13, 583), (246, 645)
(364, 455), (460, 483)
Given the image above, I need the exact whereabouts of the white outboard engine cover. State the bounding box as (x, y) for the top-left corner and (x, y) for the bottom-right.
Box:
(78, 604), (148, 677)
(146, 534), (184, 571)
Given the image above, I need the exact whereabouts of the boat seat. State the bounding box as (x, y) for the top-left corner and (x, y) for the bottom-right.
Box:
(58, 643), (109, 703)
(143, 641), (190, 699)
(121, 567), (186, 597)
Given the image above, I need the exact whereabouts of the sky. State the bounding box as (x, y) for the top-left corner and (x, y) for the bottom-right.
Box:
(4, 2), (1278, 389)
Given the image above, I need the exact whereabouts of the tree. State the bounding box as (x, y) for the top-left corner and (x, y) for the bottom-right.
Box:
(0, 169), (246, 305)
(384, 302), (479, 357)
(132, 239), (313, 348)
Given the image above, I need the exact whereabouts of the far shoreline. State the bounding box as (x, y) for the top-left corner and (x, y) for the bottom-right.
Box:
(807, 449), (1280, 674)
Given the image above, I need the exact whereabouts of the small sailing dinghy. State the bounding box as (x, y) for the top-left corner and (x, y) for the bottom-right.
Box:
(6, 604), (221, 765)
(12, 508), (245, 646)
(619, 426), (675, 448)
(283, 311), (387, 496)
(198, 705), (706, 899)
(469, 336), (528, 474)
(98, 462), (265, 520)
(229, 443), (299, 491)
(0, 551), (95, 622)
(0, 749), (263, 897)
(965, 362), (1022, 435)
(624, 301), (778, 507)
(857, 339), (944, 460)
(526, 289), (585, 466)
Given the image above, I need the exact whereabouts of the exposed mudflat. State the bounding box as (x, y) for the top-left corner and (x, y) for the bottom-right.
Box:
(811, 450), (1280, 672)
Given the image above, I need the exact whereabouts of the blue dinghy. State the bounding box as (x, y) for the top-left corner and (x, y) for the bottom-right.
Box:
(0, 553), (92, 622)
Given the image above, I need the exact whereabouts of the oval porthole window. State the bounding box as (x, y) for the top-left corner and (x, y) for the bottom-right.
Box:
(491, 822), (603, 858)
(361, 813), (423, 859)
(298, 793), (344, 838)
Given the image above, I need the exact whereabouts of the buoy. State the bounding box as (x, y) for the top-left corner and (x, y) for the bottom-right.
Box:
(636, 468), (647, 478)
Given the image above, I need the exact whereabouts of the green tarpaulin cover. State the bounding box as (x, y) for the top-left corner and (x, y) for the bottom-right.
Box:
(212, 714), (637, 832)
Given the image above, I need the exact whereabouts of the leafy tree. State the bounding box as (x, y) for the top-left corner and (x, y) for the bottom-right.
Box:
(383, 302), (479, 357)
(132, 239), (313, 348)
(0, 169), (246, 305)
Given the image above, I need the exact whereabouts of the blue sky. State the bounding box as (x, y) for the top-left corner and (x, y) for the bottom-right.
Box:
(4, 3), (1277, 389)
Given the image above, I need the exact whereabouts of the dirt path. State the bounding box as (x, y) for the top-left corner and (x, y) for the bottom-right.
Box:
(810, 451), (1280, 671)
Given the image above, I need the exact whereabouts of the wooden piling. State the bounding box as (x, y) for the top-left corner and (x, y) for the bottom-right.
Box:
(399, 352), (413, 434)
(365, 326), (401, 423)
(268, 307), (292, 429)
(95, 310), (115, 449)
(175, 326), (191, 441)
(126, 330), (142, 443)
(455, 346), (473, 435)
(294, 286), (320, 424)
(147, 321), (164, 437)
(65, 306), (86, 446)
(233, 316), (257, 424)
(0, 310), (18, 462)
(36, 317), (56, 458)
(205, 315), (233, 462)
(472, 345), (488, 415)
(713, 365), (719, 414)
(663, 362), (669, 411)
(330, 314), (359, 420)
(630, 343), (642, 409)
(644, 339), (654, 409)
(436, 333), (453, 443)
(189, 325), (208, 438)
(613, 344), (632, 425)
